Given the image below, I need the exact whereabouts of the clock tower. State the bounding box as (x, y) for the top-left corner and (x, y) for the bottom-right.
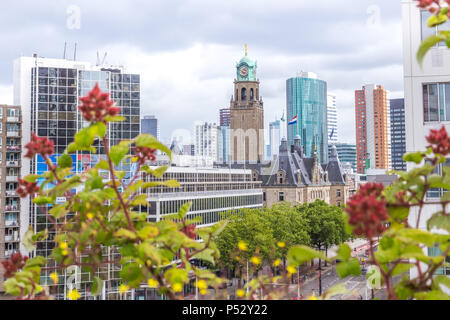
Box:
(230, 46), (265, 163)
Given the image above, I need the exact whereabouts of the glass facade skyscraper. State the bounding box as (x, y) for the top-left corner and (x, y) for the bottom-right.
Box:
(390, 98), (406, 171)
(286, 72), (328, 163)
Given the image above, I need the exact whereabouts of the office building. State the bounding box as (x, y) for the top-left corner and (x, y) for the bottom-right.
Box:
(141, 115), (160, 141)
(403, 0), (450, 276)
(219, 108), (231, 127)
(269, 120), (281, 160)
(327, 93), (338, 144)
(0, 105), (22, 292)
(329, 143), (357, 173)
(194, 122), (220, 162)
(355, 84), (391, 174)
(286, 72), (328, 164)
(390, 98), (406, 171)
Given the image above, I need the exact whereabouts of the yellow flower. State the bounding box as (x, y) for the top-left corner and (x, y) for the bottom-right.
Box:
(49, 272), (59, 285)
(250, 256), (261, 265)
(172, 283), (183, 292)
(308, 295), (318, 300)
(62, 249), (69, 256)
(59, 242), (68, 250)
(87, 213), (94, 220)
(148, 278), (159, 288)
(67, 289), (81, 300)
(119, 284), (130, 293)
(196, 280), (208, 290)
(238, 241), (248, 251)
(273, 259), (281, 267)
(200, 288), (207, 295)
(287, 265), (297, 275)
(86, 203), (91, 210)
(277, 241), (286, 248)
(236, 289), (245, 298)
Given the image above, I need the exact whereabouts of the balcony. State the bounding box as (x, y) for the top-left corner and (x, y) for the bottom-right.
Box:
(7, 131), (20, 137)
(5, 220), (19, 227)
(4, 234), (19, 243)
(5, 190), (18, 197)
(4, 250), (17, 259)
(6, 176), (18, 182)
(7, 117), (20, 123)
(6, 145), (21, 152)
(5, 205), (19, 212)
(6, 160), (19, 167)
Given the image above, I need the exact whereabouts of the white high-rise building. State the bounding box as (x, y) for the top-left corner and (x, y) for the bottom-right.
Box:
(269, 120), (281, 160)
(194, 122), (220, 162)
(402, 0), (450, 276)
(327, 93), (338, 144)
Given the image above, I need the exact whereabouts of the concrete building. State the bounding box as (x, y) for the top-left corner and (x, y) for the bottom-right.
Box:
(230, 48), (265, 163)
(194, 122), (220, 162)
(355, 84), (391, 174)
(141, 115), (160, 141)
(403, 0), (450, 276)
(0, 105), (22, 292)
(286, 72), (328, 164)
(327, 93), (338, 144)
(269, 120), (281, 160)
(13, 55), (141, 299)
(390, 98), (406, 171)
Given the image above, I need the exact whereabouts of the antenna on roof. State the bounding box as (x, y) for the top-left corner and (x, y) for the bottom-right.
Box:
(96, 52), (108, 66)
(74, 43), (77, 61)
(63, 42), (67, 59)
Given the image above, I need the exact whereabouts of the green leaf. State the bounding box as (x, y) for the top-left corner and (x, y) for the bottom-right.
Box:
(427, 212), (450, 233)
(109, 141), (131, 166)
(323, 283), (349, 300)
(335, 244), (351, 262)
(22, 227), (37, 252)
(417, 35), (446, 66)
(115, 228), (137, 240)
(287, 245), (328, 267)
(91, 277), (103, 297)
(33, 196), (53, 205)
(387, 206), (410, 221)
(396, 229), (437, 247)
(57, 154), (73, 169)
(178, 202), (192, 219)
(403, 152), (424, 164)
(428, 13), (448, 28)
(135, 134), (172, 159)
(414, 290), (450, 300)
(336, 258), (361, 278)
(49, 205), (69, 219)
(192, 248), (216, 266)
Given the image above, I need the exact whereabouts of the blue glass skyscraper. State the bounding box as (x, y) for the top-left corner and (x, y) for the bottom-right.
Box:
(286, 72), (328, 164)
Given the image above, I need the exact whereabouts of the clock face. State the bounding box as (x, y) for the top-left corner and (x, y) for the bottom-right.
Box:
(240, 66), (249, 78)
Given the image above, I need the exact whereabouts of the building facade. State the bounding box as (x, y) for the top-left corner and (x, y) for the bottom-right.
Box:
(269, 120), (281, 160)
(230, 49), (265, 163)
(141, 115), (160, 141)
(329, 143), (357, 174)
(390, 98), (406, 171)
(13, 55), (141, 298)
(403, 0), (450, 276)
(219, 108), (231, 127)
(194, 122), (220, 162)
(286, 72), (328, 164)
(0, 105), (22, 292)
(327, 93), (338, 144)
(355, 84), (391, 174)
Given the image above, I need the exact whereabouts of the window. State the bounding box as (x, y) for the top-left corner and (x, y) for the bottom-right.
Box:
(279, 192), (285, 202)
(336, 189), (341, 197)
(428, 246), (450, 275)
(423, 83), (450, 122)
(263, 192), (266, 202)
(241, 88), (247, 101)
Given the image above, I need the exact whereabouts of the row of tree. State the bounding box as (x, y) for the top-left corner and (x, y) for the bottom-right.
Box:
(215, 200), (351, 277)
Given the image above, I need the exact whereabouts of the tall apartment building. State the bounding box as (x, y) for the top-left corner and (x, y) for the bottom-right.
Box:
(355, 84), (391, 174)
(194, 122), (220, 162)
(13, 55), (141, 299)
(219, 108), (231, 127)
(286, 72), (328, 164)
(403, 0), (450, 276)
(327, 93), (338, 144)
(390, 98), (406, 171)
(0, 105), (22, 292)
(141, 115), (160, 141)
(269, 120), (281, 160)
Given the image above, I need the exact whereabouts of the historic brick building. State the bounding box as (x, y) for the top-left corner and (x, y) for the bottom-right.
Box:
(230, 47), (265, 163)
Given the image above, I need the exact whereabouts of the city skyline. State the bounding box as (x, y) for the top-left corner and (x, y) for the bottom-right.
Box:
(0, 1), (403, 145)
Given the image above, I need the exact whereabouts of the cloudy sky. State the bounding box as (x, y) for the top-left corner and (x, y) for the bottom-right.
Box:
(0, 0), (404, 144)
